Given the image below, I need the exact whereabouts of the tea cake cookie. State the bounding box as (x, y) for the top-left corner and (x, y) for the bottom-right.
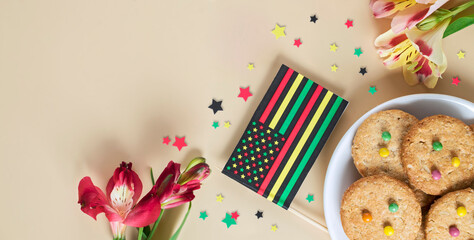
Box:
(426, 188), (473, 239)
(352, 109), (418, 180)
(402, 115), (474, 195)
(352, 110), (433, 206)
(340, 175), (422, 240)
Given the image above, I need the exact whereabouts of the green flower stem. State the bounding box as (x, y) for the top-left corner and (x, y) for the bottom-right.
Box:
(449, 0), (474, 15)
(150, 168), (155, 184)
(146, 209), (165, 240)
(137, 227), (144, 240)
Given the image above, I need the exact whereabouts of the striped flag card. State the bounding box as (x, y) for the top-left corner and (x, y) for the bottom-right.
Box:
(222, 64), (348, 209)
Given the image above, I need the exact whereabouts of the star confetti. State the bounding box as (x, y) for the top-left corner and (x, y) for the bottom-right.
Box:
(222, 213), (237, 228)
(224, 121), (231, 128)
(354, 48), (363, 57)
(271, 24), (286, 39)
(452, 77), (460, 86)
(172, 136), (187, 151)
(216, 194), (224, 203)
(255, 211), (263, 219)
(271, 225), (278, 232)
(359, 67), (367, 75)
(212, 121), (219, 129)
(330, 43), (338, 52)
(369, 86), (377, 95)
(331, 64), (338, 72)
(310, 15), (318, 23)
(238, 86), (253, 102)
(294, 38), (302, 48)
(231, 211), (240, 220)
(208, 99), (223, 114)
(457, 51), (465, 59)
(248, 63), (255, 70)
(162, 136), (171, 145)
(199, 211), (208, 220)
(345, 19), (353, 28)
(306, 194), (314, 203)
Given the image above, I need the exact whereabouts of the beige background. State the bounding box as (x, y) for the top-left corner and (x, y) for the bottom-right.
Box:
(0, 0), (472, 239)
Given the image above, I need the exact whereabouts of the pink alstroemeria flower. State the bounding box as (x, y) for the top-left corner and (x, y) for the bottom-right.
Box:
(370, 0), (449, 33)
(78, 162), (177, 239)
(161, 158), (210, 209)
(374, 17), (449, 88)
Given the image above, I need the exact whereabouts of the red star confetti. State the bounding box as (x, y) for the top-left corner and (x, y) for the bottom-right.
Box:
(231, 211), (240, 220)
(294, 38), (302, 48)
(452, 77), (460, 86)
(162, 136), (171, 145)
(172, 136), (187, 151)
(345, 19), (353, 28)
(238, 86), (253, 102)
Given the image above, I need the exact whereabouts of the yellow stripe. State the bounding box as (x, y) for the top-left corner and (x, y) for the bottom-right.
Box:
(267, 91), (333, 201)
(269, 74), (304, 129)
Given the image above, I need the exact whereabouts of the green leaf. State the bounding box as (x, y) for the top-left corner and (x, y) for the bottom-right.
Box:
(443, 14), (474, 38)
(169, 202), (192, 240)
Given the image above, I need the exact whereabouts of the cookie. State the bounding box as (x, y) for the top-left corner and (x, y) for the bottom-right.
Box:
(402, 115), (474, 195)
(352, 110), (433, 206)
(426, 188), (474, 239)
(470, 124), (474, 131)
(340, 175), (422, 240)
(352, 109), (418, 180)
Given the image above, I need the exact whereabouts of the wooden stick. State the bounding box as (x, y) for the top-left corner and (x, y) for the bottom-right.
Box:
(215, 163), (328, 233)
(288, 207), (328, 233)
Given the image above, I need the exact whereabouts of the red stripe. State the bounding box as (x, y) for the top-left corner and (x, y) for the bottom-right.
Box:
(257, 85), (323, 195)
(259, 68), (294, 123)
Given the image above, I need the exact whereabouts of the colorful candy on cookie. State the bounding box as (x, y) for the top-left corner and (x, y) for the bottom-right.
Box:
(401, 115), (474, 195)
(340, 175), (421, 240)
(352, 110), (418, 182)
(426, 188), (474, 239)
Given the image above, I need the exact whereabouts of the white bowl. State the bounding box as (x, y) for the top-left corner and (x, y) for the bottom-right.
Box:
(323, 94), (474, 240)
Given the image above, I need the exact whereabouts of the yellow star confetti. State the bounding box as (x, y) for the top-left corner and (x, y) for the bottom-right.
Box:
(457, 51), (465, 59)
(216, 194), (224, 202)
(224, 121), (231, 128)
(271, 24), (286, 39)
(247, 63), (254, 70)
(331, 64), (338, 72)
(330, 43), (338, 52)
(271, 225), (278, 232)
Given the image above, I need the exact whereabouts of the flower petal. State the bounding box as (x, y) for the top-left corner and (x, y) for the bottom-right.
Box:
(123, 161), (181, 227)
(406, 18), (450, 65)
(178, 163), (211, 185)
(374, 29), (408, 48)
(370, 0), (417, 18)
(122, 190), (162, 227)
(381, 39), (419, 69)
(391, 0), (449, 33)
(106, 162), (143, 205)
(78, 177), (121, 222)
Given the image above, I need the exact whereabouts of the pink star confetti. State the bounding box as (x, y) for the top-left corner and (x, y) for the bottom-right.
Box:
(162, 136), (171, 145)
(452, 77), (460, 86)
(231, 211), (240, 220)
(238, 86), (253, 102)
(345, 19), (353, 28)
(293, 38), (302, 47)
(172, 136), (187, 151)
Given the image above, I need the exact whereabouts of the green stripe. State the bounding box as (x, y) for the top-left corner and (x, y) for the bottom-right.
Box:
(277, 97), (343, 207)
(279, 80), (313, 135)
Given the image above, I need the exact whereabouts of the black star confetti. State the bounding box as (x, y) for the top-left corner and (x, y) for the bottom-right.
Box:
(208, 99), (223, 114)
(359, 67), (367, 76)
(310, 15), (318, 23)
(255, 211), (263, 219)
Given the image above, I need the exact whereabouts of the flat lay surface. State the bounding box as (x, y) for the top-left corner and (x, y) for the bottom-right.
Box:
(0, 0), (473, 239)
